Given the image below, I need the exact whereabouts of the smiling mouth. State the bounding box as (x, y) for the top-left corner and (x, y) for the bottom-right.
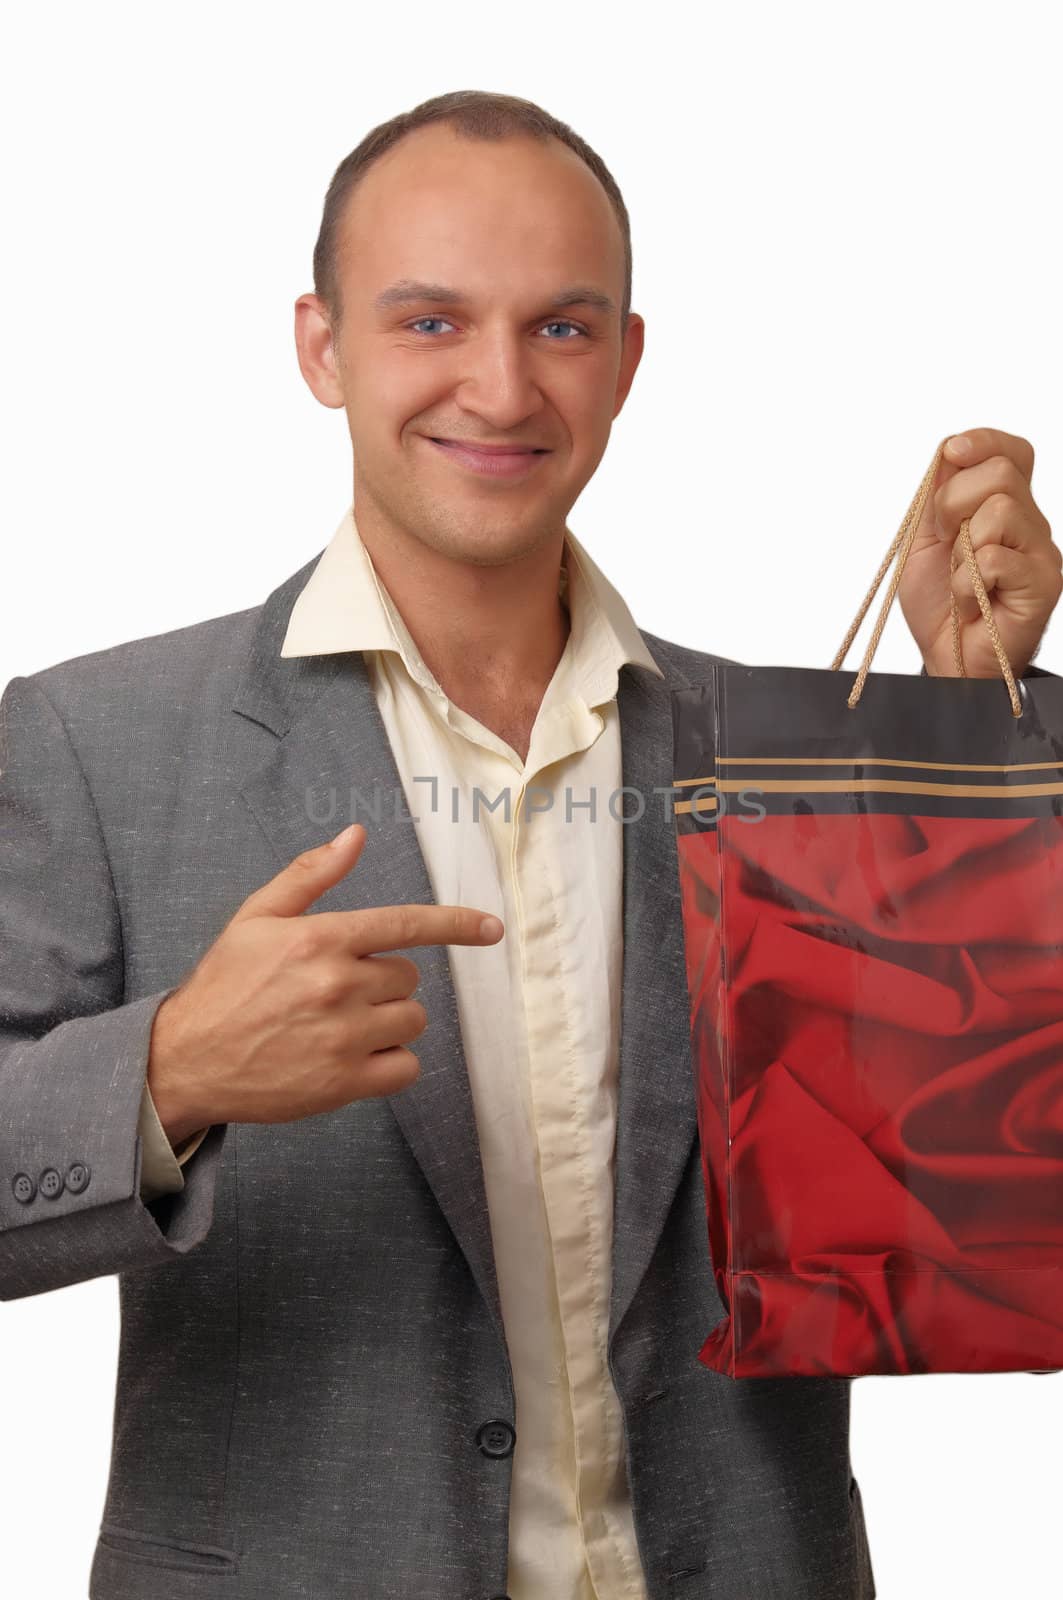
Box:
(423, 436), (552, 480)
(429, 438), (549, 454)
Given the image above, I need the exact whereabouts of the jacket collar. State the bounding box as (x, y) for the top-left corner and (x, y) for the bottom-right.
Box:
(277, 504), (664, 697)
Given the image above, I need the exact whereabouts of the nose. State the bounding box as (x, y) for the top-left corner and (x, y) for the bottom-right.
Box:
(451, 322), (548, 433)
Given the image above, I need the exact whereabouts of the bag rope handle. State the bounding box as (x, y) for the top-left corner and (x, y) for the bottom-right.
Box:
(830, 435), (1022, 717)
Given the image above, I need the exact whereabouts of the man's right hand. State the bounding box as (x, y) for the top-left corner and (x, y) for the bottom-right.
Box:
(146, 823), (504, 1143)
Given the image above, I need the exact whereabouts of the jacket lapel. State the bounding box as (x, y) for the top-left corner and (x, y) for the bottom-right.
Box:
(231, 554), (699, 1365)
(607, 650), (699, 1353)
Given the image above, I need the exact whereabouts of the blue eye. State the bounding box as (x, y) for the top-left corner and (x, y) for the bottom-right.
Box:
(405, 317), (587, 338)
(409, 317), (453, 335)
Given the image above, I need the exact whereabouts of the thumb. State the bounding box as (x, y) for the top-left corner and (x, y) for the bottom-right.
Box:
(233, 823), (368, 922)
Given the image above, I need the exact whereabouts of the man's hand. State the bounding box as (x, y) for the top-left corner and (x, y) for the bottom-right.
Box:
(898, 428), (1062, 678)
(146, 823), (505, 1142)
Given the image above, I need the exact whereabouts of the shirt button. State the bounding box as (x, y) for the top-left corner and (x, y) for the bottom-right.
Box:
(475, 1420), (516, 1458)
(39, 1167), (64, 1199)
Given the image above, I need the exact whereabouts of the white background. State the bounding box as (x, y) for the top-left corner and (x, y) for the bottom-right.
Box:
(2, 2), (1061, 1595)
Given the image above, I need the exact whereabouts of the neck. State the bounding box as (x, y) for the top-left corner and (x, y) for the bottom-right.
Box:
(353, 504), (573, 711)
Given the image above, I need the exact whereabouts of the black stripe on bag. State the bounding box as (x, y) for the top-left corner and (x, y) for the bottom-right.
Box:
(671, 666), (1063, 834)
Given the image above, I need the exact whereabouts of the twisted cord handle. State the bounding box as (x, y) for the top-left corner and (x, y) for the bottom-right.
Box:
(830, 435), (1022, 717)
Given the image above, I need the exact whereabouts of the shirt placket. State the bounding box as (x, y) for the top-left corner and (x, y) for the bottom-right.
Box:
(510, 705), (632, 1599)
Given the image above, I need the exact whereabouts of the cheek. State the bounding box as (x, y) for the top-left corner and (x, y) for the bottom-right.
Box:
(566, 395), (613, 456)
(352, 362), (451, 437)
(562, 365), (617, 426)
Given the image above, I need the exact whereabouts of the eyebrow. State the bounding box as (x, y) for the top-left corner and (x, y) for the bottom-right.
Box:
(372, 279), (617, 316)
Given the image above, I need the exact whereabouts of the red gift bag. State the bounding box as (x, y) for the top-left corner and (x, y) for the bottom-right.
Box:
(672, 437), (1063, 1377)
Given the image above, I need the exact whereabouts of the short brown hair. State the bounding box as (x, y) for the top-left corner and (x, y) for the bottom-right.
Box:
(311, 89), (632, 334)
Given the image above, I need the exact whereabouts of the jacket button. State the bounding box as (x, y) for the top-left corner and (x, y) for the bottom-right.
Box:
(476, 1420), (516, 1458)
(66, 1162), (91, 1194)
(12, 1173), (36, 1204)
(39, 1167), (64, 1199)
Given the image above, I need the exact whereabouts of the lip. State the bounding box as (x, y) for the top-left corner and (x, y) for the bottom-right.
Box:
(424, 436), (551, 478)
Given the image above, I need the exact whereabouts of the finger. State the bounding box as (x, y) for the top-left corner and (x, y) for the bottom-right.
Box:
(356, 996), (429, 1054)
(359, 952), (423, 1001)
(949, 544), (1040, 624)
(316, 903), (505, 956)
(943, 428), (1035, 483)
(351, 1046), (422, 1097)
(313, 952), (423, 1004)
(945, 494), (1056, 567)
(234, 824), (368, 922)
(935, 461), (1052, 552)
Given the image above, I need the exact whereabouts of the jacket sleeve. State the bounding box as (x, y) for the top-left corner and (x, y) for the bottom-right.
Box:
(0, 672), (228, 1301)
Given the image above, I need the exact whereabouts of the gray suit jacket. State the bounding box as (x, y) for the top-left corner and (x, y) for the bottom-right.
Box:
(0, 550), (875, 1599)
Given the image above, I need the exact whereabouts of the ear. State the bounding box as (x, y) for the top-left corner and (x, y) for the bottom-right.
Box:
(294, 294), (346, 411)
(612, 312), (646, 420)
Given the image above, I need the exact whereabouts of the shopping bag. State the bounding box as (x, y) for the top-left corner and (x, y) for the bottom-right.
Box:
(671, 436), (1063, 1377)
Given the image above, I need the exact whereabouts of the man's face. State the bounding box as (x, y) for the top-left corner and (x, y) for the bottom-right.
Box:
(296, 124), (644, 569)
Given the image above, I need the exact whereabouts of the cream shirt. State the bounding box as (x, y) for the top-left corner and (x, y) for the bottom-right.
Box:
(137, 506), (663, 1600)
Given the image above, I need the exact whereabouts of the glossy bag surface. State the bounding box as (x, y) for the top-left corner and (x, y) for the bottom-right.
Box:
(672, 662), (1063, 1377)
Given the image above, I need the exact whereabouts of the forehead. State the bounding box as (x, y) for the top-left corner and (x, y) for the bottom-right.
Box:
(336, 124), (623, 297)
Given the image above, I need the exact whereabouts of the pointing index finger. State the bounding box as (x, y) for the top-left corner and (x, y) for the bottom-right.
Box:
(326, 903), (504, 955)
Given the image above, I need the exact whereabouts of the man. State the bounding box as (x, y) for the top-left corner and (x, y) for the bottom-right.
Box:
(1, 88), (1058, 1600)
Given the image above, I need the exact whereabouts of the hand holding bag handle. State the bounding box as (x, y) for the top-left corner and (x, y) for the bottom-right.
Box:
(831, 435), (1022, 716)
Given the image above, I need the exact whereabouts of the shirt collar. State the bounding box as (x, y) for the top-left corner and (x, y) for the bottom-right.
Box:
(279, 503), (663, 708)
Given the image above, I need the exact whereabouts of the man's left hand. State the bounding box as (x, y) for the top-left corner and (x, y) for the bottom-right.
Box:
(898, 427), (1061, 678)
